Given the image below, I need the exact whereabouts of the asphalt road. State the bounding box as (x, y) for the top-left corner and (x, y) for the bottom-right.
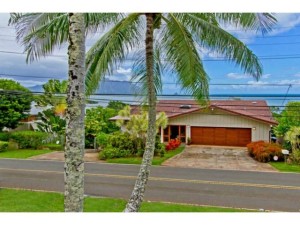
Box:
(1, 158), (300, 212)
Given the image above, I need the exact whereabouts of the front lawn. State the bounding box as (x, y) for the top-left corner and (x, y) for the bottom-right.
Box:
(269, 162), (300, 173)
(0, 149), (52, 159)
(106, 146), (185, 165)
(0, 188), (251, 212)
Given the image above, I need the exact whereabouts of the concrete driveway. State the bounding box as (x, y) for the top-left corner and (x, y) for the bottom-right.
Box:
(162, 145), (277, 172)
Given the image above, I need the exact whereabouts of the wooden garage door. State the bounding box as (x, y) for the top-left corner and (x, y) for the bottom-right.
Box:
(191, 127), (251, 147)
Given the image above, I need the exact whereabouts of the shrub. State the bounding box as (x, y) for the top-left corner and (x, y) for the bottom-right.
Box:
(10, 131), (48, 149)
(165, 138), (181, 151)
(288, 150), (300, 165)
(96, 132), (110, 148)
(41, 143), (63, 151)
(247, 141), (282, 163)
(136, 137), (166, 157)
(0, 132), (11, 142)
(0, 141), (8, 152)
(99, 146), (131, 160)
(109, 132), (134, 150)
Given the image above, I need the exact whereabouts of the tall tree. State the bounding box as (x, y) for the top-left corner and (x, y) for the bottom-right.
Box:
(64, 13), (86, 212)
(36, 79), (68, 116)
(84, 13), (276, 212)
(0, 79), (32, 131)
(9, 12), (119, 212)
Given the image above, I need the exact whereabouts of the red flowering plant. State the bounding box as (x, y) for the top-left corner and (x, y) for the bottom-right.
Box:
(165, 138), (181, 151)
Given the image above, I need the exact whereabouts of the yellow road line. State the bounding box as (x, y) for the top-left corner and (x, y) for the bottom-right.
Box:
(1, 167), (300, 190)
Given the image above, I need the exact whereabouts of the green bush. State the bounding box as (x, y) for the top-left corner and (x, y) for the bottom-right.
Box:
(10, 131), (49, 149)
(0, 141), (8, 152)
(137, 137), (166, 157)
(289, 150), (300, 165)
(99, 146), (131, 160)
(41, 143), (63, 151)
(108, 132), (134, 151)
(96, 133), (110, 148)
(0, 132), (11, 142)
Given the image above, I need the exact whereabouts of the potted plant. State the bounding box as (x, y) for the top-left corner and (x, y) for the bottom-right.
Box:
(187, 137), (191, 145)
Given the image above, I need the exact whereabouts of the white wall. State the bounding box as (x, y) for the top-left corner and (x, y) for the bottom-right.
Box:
(168, 109), (271, 142)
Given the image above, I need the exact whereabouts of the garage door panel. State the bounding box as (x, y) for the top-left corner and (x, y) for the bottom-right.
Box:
(191, 127), (251, 147)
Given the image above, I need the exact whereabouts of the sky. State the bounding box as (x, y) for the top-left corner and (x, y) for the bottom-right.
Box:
(1, 3), (300, 108)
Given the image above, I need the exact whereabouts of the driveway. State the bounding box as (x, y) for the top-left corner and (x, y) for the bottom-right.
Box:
(162, 145), (277, 172)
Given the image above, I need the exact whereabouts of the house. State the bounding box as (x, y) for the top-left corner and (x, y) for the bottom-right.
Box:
(127, 100), (278, 147)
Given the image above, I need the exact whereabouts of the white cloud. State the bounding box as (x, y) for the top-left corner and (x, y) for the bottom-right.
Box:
(220, 13), (300, 44)
(276, 79), (300, 85)
(269, 13), (300, 35)
(294, 73), (300, 77)
(226, 73), (270, 80)
(227, 73), (249, 79)
(116, 67), (132, 75)
(262, 74), (271, 79)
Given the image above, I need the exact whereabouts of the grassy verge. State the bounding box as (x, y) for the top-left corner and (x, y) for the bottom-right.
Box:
(0, 188), (251, 212)
(0, 149), (52, 159)
(269, 162), (300, 173)
(106, 146), (185, 165)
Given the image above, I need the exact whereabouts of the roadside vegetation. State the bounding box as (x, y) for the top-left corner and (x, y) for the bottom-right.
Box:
(106, 146), (184, 165)
(269, 162), (300, 173)
(0, 188), (251, 212)
(0, 149), (52, 159)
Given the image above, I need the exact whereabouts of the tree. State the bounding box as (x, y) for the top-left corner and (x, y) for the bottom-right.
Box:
(10, 12), (276, 212)
(274, 102), (300, 137)
(85, 106), (119, 147)
(36, 79), (68, 116)
(62, 13), (86, 212)
(107, 100), (127, 112)
(116, 105), (168, 148)
(84, 13), (276, 212)
(0, 79), (32, 131)
(37, 109), (66, 135)
(9, 12), (119, 212)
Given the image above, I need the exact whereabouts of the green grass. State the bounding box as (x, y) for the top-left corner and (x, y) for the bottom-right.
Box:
(269, 162), (300, 173)
(106, 146), (185, 165)
(0, 149), (52, 159)
(0, 188), (250, 212)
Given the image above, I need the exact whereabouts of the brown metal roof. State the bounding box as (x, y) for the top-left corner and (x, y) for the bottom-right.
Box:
(130, 100), (278, 125)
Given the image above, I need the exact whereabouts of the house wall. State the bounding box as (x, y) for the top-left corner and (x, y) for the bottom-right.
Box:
(168, 108), (271, 142)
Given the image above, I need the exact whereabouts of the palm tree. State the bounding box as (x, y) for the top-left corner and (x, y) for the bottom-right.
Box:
(9, 12), (119, 212)
(10, 13), (277, 212)
(36, 79), (68, 116)
(84, 13), (276, 212)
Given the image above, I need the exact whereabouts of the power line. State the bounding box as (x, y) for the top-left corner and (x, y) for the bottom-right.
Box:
(1, 90), (300, 101)
(1, 72), (300, 86)
(2, 49), (300, 62)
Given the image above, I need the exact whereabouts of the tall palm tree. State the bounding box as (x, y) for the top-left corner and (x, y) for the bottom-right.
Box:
(10, 13), (277, 212)
(9, 12), (119, 212)
(84, 13), (276, 212)
(36, 79), (68, 116)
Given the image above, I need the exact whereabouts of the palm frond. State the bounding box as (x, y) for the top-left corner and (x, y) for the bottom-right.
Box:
(177, 13), (263, 79)
(215, 13), (277, 34)
(9, 13), (69, 63)
(85, 13), (142, 96)
(9, 13), (120, 63)
(162, 14), (209, 104)
(84, 13), (122, 34)
(131, 43), (164, 98)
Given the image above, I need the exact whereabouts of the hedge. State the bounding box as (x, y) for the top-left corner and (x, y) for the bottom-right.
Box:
(10, 131), (48, 149)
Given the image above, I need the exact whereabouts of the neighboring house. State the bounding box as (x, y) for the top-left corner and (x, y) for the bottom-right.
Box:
(113, 100), (278, 147)
(8, 102), (47, 132)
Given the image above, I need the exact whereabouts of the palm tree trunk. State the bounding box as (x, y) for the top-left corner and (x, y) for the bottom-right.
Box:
(124, 13), (156, 212)
(64, 13), (86, 212)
